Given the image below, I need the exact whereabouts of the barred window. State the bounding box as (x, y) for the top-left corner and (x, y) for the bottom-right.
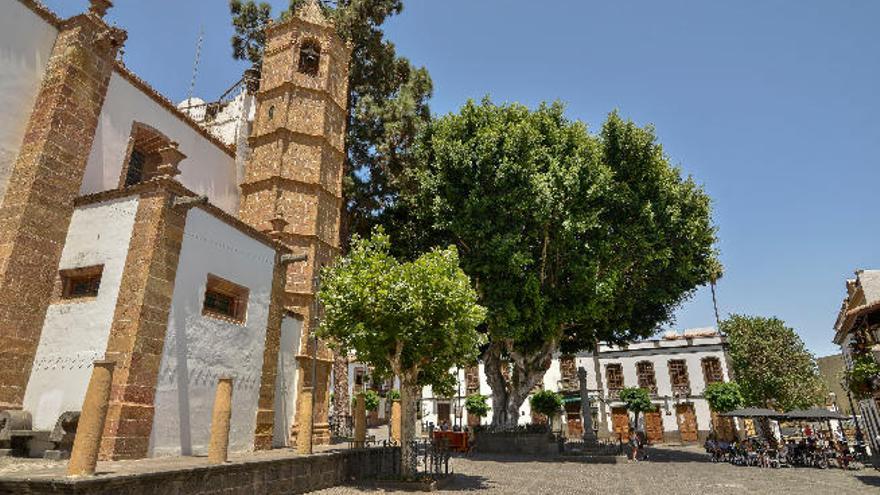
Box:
(702, 357), (724, 385)
(636, 361), (658, 394)
(202, 274), (249, 324)
(606, 363), (624, 393)
(668, 359), (691, 394)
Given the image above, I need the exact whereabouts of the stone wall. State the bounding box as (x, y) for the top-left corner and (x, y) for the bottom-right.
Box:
(0, 447), (400, 495)
(472, 432), (559, 456)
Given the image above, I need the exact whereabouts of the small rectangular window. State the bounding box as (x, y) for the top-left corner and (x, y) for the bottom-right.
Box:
(202, 274), (249, 324)
(60, 265), (104, 300)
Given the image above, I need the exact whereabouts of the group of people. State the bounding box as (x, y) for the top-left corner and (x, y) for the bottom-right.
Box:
(704, 433), (862, 470)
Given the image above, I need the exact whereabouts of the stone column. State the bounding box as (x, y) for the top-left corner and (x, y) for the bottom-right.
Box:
(296, 387), (314, 454)
(390, 399), (402, 444)
(67, 360), (115, 477)
(0, 1), (125, 410)
(353, 392), (366, 448)
(578, 367), (597, 444)
(208, 378), (233, 464)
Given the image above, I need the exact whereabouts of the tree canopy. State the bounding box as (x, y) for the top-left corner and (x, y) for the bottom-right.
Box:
(464, 394), (491, 419)
(704, 381), (744, 413)
(529, 390), (564, 419)
(317, 229), (485, 472)
(721, 314), (825, 411)
(619, 387), (656, 428)
(390, 99), (719, 424)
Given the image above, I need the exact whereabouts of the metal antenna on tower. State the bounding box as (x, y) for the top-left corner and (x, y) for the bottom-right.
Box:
(185, 25), (204, 117)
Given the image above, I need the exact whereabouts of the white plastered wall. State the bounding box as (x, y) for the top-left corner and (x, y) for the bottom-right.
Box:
(22, 196), (140, 430)
(81, 72), (240, 214)
(272, 315), (302, 448)
(149, 208), (275, 457)
(0, 0), (57, 206)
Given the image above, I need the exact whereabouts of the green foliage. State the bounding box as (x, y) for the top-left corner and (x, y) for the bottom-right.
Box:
(228, 0), (432, 248)
(229, 0), (272, 67)
(704, 381), (744, 413)
(387, 389), (400, 401)
(317, 228), (486, 387)
(529, 390), (564, 418)
(619, 387), (656, 415)
(464, 394), (490, 418)
(721, 314), (826, 411)
(352, 389), (381, 411)
(394, 100), (718, 354)
(844, 354), (880, 400)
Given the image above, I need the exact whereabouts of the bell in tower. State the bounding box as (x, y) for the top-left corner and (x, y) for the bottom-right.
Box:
(239, 0), (351, 446)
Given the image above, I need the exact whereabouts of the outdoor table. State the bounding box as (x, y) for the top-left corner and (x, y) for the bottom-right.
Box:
(433, 431), (468, 452)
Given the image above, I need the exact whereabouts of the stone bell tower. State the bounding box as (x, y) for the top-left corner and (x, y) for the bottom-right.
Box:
(239, 0), (350, 445)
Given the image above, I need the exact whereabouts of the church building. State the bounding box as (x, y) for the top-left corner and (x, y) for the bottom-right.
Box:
(0, 0), (346, 459)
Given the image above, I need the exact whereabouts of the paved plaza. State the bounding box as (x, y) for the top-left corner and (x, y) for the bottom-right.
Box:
(314, 445), (879, 495)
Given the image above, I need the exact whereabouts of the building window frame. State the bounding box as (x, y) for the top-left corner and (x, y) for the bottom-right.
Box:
(667, 359), (691, 396)
(59, 265), (104, 302)
(606, 363), (624, 399)
(701, 356), (725, 386)
(202, 274), (249, 325)
(636, 361), (658, 396)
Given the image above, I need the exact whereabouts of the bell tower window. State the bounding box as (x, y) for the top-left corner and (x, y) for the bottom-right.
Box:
(298, 40), (321, 76)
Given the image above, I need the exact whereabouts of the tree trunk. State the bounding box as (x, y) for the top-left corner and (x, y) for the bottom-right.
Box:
(710, 281), (721, 330)
(484, 339), (556, 426)
(399, 379), (419, 477)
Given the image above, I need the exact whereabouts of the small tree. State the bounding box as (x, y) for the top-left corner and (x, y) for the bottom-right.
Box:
(352, 389), (381, 412)
(529, 390), (564, 429)
(387, 389), (401, 401)
(464, 394), (490, 421)
(318, 230), (486, 475)
(704, 382), (744, 414)
(619, 387), (656, 433)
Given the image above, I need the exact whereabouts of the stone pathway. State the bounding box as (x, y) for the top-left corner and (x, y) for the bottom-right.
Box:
(313, 445), (880, 495)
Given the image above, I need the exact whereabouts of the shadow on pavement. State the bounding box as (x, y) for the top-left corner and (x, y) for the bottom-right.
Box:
(855, 474), (880, 487)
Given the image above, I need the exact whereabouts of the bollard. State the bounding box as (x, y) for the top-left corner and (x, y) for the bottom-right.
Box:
(208, 378), (234, 464)
(67, 360), (115, 476)
(296, 387), (313, 454)
(354, 392), (366, 448)
(390, 399), (401, 444)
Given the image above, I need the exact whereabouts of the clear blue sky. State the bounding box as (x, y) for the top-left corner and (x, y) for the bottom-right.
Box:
(45, 1), (880, 357)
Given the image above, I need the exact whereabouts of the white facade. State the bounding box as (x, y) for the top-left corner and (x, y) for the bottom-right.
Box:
(22, 197), (140, 430)
(272, 315), (303, 448)
(81, 72), (241, 215)
(418, 331), (730, 443)
(149, 207), (278, 456)
(0, 0), (57, 206)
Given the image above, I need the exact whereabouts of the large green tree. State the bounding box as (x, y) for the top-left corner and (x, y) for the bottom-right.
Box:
(229, 0), (432, 249)
(317, 230), (485, 473)
(391, 99), (719, 425)
(721, 314), (825, 411)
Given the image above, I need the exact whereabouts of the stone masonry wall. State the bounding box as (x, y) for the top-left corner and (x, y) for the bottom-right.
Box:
(0, 447), (400, 495)
(0, 8), (125, 410)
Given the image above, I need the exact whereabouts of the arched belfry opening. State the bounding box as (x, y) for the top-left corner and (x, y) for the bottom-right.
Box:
(297, 39), (321, 76)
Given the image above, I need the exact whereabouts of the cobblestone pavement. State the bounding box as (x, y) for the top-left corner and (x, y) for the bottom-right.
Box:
(313, 445), (880, 495)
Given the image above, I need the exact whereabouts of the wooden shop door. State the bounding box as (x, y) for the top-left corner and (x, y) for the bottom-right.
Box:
(611, 407), (630, 442)
(644, 410), (664, 444)
(711, 411), (736, 442)
(676, 404), (698, 443)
